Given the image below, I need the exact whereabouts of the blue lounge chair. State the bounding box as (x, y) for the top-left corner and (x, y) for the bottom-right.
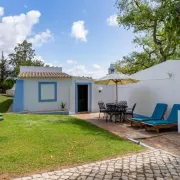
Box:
(129, 103), (167, 126)
(143, 104), (180, 133)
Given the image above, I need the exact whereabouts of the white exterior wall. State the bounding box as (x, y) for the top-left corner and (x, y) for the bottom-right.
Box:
(118, 60), (180, 118)
(91, 84), (115, 112)
(23, 77), (116, 113)
(70, 78), (115, 114)
(23, 78), (72, 112)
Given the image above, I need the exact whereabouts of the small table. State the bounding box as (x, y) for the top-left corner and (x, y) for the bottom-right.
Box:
(106, 104), (127, 123)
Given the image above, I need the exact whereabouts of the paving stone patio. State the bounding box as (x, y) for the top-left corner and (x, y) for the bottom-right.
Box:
(14, 150), (180, 180)
(73, 113), (180, 156)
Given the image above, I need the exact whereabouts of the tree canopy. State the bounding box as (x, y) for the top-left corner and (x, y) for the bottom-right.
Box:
(0, 52), (11, 91)
(115, 0), (180, 74)
(0, 40), (46, 91)
(9, 40), (45, 77)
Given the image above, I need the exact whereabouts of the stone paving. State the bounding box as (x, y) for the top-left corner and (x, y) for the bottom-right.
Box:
(73, 113), (180, 156)
(14, 150), (180, 180)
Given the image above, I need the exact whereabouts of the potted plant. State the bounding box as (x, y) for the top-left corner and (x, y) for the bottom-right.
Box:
(61, 102), (66, 111)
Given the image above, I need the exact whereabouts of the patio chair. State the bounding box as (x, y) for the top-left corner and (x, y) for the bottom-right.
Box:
(124, 103), (136, 120)
(142, 104), (180, 133)
(98, 101), (107, 119)
(129, 103), (167, 127)
(118, 101), (127, 106)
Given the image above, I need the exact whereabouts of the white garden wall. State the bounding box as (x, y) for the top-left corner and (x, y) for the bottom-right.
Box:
(118, 60), (180, 118)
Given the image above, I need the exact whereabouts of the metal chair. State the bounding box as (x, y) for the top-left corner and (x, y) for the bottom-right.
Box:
(118, 101), (127, 106)
(124, 103), (136, 120)
(98, 101), (107, 119)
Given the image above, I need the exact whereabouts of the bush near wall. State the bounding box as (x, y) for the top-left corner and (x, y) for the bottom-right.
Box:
(0, 79), (15, 93)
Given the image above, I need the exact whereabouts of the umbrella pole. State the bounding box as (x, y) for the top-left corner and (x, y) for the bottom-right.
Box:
(116, 82), (118, 104)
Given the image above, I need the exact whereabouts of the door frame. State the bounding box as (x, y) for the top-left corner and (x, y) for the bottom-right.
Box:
(75, 82), (92, 113)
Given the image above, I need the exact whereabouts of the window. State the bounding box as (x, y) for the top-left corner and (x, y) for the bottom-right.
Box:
(38, 82), (57, 102)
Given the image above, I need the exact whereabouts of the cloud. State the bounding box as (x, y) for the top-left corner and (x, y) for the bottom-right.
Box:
(35, 56), (63, 67)
(67, 60), (77, 65)
(67, 65), (86, 75)
(66, 64), (107, 79)
(24, 4), (28, 8)
(28, 29), (53, 47)
(0, 7), (4, 16)
(92, 64), (101, 69)
(34, 55), (45, 62)
(0, 10), (41, 53)
(71, 20), (88, 42)
(107, 14), (118, 27)
(0, 9), (53, 54)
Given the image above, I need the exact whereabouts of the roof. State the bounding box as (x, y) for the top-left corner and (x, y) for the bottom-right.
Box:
(18, 72), (72, 78)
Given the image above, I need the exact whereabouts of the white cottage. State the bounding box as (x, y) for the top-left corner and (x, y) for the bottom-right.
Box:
(12, 66), (115, 114)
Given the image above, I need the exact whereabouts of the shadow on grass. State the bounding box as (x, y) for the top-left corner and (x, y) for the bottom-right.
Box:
(0, 95), (13, 113)
(0, 99), (13, 113)
(46, 116), (130, 142)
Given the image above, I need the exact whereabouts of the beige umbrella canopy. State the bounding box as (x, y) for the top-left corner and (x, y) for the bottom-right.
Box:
(95, 73), (140, 103)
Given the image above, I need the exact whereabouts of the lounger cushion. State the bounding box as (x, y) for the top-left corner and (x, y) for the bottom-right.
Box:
(131, 103), (167, 122)
(151, 103), (167, 119)
(167, 104), (180, 122)
(145, 120), (177, 125)
(131, 117), (152, 121)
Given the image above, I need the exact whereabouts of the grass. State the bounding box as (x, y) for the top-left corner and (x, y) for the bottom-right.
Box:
(0, 114), (144, 178)
(0, 95), (13, 113)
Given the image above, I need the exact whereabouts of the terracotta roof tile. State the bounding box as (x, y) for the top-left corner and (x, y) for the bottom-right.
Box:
(18, 72), (72, 78)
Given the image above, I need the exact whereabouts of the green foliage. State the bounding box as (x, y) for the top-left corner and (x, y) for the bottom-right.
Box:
(115, 51), (159, 75)
(9, 40), (45, 77)
(2, 79), (15, 91)
(0, 52), (12, 91)
(61, 102), (66, 109)
(115, 0), (180, 74)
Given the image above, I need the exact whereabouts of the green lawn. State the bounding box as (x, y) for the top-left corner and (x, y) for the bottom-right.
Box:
(0, 95), (144, 178)
(0, 114), (144, 178)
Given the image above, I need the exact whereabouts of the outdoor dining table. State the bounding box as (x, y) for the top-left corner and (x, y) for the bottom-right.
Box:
(106, 103), (128, 123)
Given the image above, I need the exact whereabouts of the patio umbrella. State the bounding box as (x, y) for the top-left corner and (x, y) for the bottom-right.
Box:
(95, 73), (140, 103)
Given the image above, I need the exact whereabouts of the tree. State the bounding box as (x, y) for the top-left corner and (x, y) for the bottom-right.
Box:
(0, 52), (11, 91)
(115, 0), (180, 74)
(9, 40), (45, 77)
(115, 51), (159, 75)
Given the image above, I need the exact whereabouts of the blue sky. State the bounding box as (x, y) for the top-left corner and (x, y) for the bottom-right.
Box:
(0, 0), (137, 78)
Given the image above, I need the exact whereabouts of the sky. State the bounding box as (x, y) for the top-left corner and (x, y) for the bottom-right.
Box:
(0, 0), (137, 79)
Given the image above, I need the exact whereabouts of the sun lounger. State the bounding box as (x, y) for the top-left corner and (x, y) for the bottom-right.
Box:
(129, 103), (167, 126)
(142, 104), (180, 133)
